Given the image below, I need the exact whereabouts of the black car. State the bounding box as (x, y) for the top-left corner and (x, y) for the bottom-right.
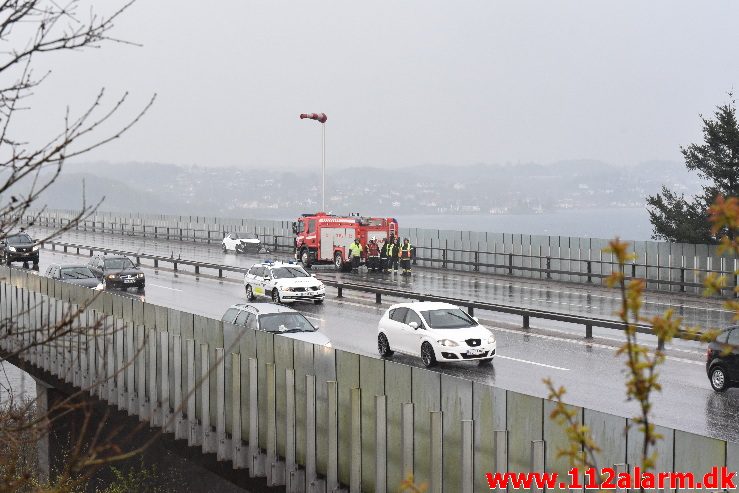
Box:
(706, 326), (739, 392)
(87, 254), (145, 291)
(0, 232), (39, 265)
(45, 263), (102, 289)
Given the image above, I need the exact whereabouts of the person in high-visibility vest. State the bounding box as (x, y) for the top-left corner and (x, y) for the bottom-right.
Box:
(399, 238), (413, 275)
(384, 239), (398, 273)
(379, 238), (389, 272)
(348, 238), (363, 270)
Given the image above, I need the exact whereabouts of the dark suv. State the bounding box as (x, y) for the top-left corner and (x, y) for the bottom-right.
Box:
(0, 232), (39, 266)
(87, 254), (145, 291)
(706, 326), (739, 392)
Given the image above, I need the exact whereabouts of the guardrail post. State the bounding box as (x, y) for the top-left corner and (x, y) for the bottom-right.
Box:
(76, 247), (79, 255)
(266, 362), (285, 485)
(461, 420), (474, 493)
(632, 262), (637, 279)
(442, 248), (447, 269)
(154, 259), (158, 268)
(327, 380), (339, 492)
(375, 395), (387, 493)
(546, 256), (551, 279)
(523, 315), (529, 329)
(187, 339), (202, 446)
(337, 284), (343, 298)
(493, 430), (507, 492)
(467, 306), (474, 317)
(375, 292), (381, 304)
(63, 245), (67, 253)
(195, 265), (200, 275)
(351, 388), (362, 493)
(89, 248), (93, 257)
(136, 256), (140, 266)
(429, 411), (443, 493)
(249, 357), (265, 477)
(285, 369), (303, 491)
(508, 253), (513, 274)
(202, 344), (217, 453)
(231, 353), (248, 469)
(585, 324), (593, 339)
(218, 268), (223, 278)
(402, 403), (414, 479)
(217, 348), (232, 461)
(207, 230), (211, 244)
(530, 440), (545, 493)
(474, 251), (479, 272)
(680, 267), (685, 292)
(52, 244), (55, 251)
(587, 260), (592, 283)
(173, 261), (177, 271)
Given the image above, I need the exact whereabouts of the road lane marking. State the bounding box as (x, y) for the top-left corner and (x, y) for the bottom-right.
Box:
(496, 355), (570, 371)
(147, 283), (183, 292)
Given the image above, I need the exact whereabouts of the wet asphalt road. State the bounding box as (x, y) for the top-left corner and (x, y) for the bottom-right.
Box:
(23, 228), (739, 442)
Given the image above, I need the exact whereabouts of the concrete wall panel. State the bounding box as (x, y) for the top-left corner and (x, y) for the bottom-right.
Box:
(441, 373), (473, 492)
(544, 400), (583, 492)
(314, 345), (336, 476)
(506, 391), (543, 474)
(674, 430), (725, 491)
(385, 360), (412, 489)
(411, 367), (441, 485)
(583, 409), (627, 468)
(336, 350), (360, 485)
(292, 339), (314, 466)
(359, 355), (385, 492)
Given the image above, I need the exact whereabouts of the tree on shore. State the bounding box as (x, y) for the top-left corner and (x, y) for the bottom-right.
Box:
(647, 96), (739, 243)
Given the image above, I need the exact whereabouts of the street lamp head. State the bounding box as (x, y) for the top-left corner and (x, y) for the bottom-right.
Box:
(299, 112), (327, 124)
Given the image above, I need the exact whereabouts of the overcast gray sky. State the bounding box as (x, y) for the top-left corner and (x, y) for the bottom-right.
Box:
(20, 0), (739, 170)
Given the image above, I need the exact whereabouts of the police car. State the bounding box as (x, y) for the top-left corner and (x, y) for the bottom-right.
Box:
(244, 261), (325, 304)
(222, 232), (262, 254)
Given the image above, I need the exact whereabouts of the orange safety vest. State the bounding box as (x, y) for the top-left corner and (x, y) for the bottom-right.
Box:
(399, 243), (412, 258)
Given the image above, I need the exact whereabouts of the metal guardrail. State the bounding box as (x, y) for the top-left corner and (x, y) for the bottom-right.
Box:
(41, 240), (686, 341)
(29, 215), (738, 295)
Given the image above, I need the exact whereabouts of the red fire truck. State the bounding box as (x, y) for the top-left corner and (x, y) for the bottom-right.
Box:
(293, 213), (398, 271)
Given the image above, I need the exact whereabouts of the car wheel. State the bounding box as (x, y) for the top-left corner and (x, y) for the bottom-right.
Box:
(378, 333), (394, 357)
(235, 244), (244, 254)
(245, 284), (255, 301)
(478, 358), (494, 366)
(222, 244), (227, 253)
(271, 289), (281, 304)
(301, 249), (312, 268)
(334, 252), (343, 271)
(710, 366), (728, 392)
(421, 342), (437, 367)
(313, 298), (324, 305)
(137, 285), (145, 293)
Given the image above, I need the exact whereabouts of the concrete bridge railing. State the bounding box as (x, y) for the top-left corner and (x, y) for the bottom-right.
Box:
(1, 267), (738, 492)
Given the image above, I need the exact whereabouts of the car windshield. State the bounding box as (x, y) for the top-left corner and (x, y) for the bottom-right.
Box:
(104, 258), (135, 270)
(236, 233), (257, 240)
(61, 267), (96, 280)
(420, 308), (477, 329)
(259, 313), (316, 333)
(271, 267), (309, 279)
(6, 234), (32, 245)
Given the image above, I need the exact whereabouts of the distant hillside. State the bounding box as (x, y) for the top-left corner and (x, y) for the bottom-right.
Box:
(29, 159), (701, 218)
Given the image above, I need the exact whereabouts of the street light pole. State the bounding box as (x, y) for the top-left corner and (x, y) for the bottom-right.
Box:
(299, 112), (329, 212)
(321, 122), (326, 212)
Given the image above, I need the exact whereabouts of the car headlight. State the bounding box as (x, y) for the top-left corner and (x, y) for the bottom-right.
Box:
(107, 274), (117, 279)
(487, 335), (496, 344)
(137, 273), (144, 278)
(32, 245), (40, 251)
(324, 341), (332, 348)
(8, 246), (16, 252)
(437, 339), (459, 347)
(283, 286), (295, 292)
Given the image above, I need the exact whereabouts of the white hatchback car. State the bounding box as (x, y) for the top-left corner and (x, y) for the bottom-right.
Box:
(222, 232), (262, 254)
(244, 261), (326, 304)
(377, 302), (496, 367)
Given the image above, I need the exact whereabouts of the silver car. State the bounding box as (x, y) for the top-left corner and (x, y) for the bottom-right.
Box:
(221, 303), (331, 347)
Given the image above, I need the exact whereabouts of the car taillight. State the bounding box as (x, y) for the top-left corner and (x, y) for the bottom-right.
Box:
(706, 347), (713, 360)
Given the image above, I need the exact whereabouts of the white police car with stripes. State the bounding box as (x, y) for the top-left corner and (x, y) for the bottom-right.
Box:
(244, 261), (325, 304)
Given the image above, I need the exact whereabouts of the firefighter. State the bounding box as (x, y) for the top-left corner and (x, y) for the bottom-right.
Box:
(399, 238), (413, 275)
(384, 238), (398, 273)
(348, 238), (363, 270)
(379, 238), (389, 272)
(366, 237), (381, 272)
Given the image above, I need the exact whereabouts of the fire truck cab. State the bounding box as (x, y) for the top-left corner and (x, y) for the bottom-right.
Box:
(293, 213), (398, 271)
